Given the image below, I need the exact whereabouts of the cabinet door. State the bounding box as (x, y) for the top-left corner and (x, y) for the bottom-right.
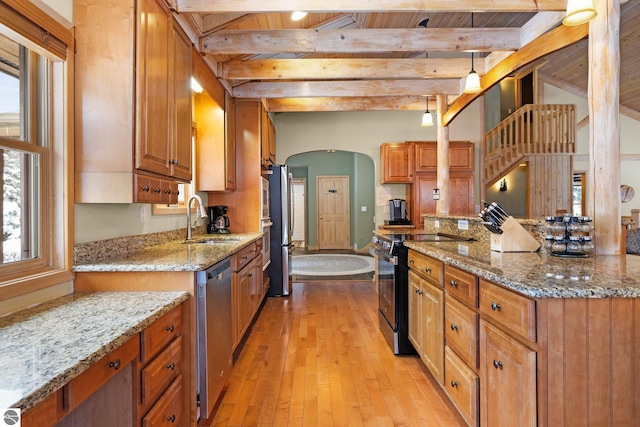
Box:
(480, 321), (536, 427)
(381, 143), (413, 183)
(224, 91), (237, 190)
(169, 21), (192, 181)
(408, 270), (423, 354)
(415, 142), (437, 172)
(421, 279), (444, 385)
(413, 173), (437, 226)
(136, 0), (171, 176)
(449, 173), (474, 216)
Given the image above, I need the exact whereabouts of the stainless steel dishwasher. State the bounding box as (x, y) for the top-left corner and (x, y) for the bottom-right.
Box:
(196, 258), (232, 420)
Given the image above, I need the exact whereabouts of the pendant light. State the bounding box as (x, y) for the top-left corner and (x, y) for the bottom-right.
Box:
(463, 13), (482, 94)
(421, 95), (434, 127)
(563, 0), (597, 26)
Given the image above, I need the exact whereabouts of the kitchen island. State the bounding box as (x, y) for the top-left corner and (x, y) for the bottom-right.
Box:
(402, 237), (640, 427)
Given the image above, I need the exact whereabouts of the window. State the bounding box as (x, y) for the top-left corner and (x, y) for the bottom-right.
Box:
(0, 1), (72, 297)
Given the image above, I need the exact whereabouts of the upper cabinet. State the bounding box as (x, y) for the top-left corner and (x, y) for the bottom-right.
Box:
(414, 141), (474, 173)
(74, 0), (192, 203)
(261, 107), (276, 170)
(193, 50), (236, 192)
(380, 143), (414, 183)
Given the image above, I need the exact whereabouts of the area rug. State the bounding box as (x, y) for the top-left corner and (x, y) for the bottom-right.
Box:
(291, 254), (375, 276)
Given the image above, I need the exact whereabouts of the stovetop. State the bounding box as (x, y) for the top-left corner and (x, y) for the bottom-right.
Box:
(373, 232), (475, 256)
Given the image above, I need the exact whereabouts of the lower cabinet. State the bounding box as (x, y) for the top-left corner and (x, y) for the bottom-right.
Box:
(479, 320), (536, 427)
(232, 241), (264, 350)
(408, 269), (444, 385)
(445, 346), (479, 427)
(23, 303), (184, 427)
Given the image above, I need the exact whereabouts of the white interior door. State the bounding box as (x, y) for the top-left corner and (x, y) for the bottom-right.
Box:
(292, 179), (306, 246)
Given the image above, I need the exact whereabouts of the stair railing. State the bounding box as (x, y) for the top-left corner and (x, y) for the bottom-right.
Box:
(484, 104), (576, 185)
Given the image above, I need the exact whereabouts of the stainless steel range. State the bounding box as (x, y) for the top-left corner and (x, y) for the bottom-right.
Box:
(371, 232), (473, 355)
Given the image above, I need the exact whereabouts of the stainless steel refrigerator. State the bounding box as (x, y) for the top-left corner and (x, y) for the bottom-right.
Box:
(268, 164), (294, 296)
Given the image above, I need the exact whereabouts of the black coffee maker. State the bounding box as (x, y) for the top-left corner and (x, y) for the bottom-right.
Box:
(207, 205), (231, 234)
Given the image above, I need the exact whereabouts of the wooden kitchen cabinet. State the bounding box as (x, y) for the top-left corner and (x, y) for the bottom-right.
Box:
(232, 242), (264, 349)
(480, 320), (536, 427)
(74, 0), (192, 203)
(445, 346), (479, 427)
(413, 141), (474, 173)
(380, 143), (414, 183)
(407, 250), (445, 385)
(409, 172), (474, 227)
(261, 105), (276, 170)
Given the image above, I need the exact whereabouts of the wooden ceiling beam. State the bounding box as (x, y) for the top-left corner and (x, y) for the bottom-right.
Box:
(220, 58), (483, 80)
(443, 22), (589, 126)
(265, 96), (427, 112)
(202, 28), (520, 55)
(176, 0), (566, 13)
(233, 79), (460, 98)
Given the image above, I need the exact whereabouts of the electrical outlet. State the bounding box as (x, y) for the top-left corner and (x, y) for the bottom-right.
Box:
(458, 244), (469, 256)
(458, 219), (469, 230)
(361, 206), (367, 212)
(434, 220), (440, 228)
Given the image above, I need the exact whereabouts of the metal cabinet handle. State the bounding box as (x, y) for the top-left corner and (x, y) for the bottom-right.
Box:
(491, 301), (501, 311)
(449, 280), (458, 287)
(166, 324), (175, 332)
(167, 362), (176, 371)
(450, 324), (458, 331)
(409, 259), (414, 264)
(141, 186), (150, 192)
(425, 267), (431, 273)
(109, 359), (121, 370)
(450, 380), (458, 388)
(167, 414), (176, 423)
(493, 360), (503, 369)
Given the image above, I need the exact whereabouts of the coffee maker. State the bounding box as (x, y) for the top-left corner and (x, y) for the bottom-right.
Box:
(387, 199), (411, 225)
(207, 205), (231, 234)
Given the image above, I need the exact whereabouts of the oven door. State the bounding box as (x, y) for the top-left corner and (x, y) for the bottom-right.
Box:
(375, 248), (397, 333)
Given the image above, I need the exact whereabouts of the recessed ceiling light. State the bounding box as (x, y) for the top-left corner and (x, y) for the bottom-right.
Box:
(291, 11), (307, 21)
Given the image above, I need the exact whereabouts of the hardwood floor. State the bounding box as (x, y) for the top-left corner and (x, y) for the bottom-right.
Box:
(209, 279), (466, 426)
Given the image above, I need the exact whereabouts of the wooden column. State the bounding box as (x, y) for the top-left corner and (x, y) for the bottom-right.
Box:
(587, 0), (621, 254)
(436, 95), (450, 214)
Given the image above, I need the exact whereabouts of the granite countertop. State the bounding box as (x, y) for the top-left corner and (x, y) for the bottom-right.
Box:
(402, 239), (640, 299)
(73, 232), (262, 272)
(0, 291), (189, 411)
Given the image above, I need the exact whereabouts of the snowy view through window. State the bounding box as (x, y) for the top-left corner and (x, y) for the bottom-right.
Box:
(1, 66), (22, 263)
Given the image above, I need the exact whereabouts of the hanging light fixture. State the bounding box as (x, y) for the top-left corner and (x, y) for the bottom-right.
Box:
(421, 95), (434, 127)
(563, 0), (597, 26)
(291, 11), (308, 21)
(463, 13), (482, 94)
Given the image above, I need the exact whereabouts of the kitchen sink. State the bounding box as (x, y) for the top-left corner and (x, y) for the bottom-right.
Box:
(183, 237), (242, 244)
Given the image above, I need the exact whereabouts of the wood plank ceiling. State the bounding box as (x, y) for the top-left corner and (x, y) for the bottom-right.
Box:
(172, 0), (639, 119)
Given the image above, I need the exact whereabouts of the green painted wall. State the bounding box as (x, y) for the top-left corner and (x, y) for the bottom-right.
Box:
(287, 150), (375, 250)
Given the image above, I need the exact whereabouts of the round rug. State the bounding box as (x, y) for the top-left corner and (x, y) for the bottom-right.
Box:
(291, 254), (375, 276)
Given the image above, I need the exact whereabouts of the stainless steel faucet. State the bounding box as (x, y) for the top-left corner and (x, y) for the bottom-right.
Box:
(186, 194), (207, 241)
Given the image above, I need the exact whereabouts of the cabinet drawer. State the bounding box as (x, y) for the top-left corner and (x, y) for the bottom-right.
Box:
(444, 265), (478, 307)
(407, 250), (443, 286)
(141, 305), (182, 362)
(142, 375), (183, 427)
(235, 242), (258, 271)
(479, 280), (536, 343)
(67, 335), (139, 410)
(141, 335), (182, 406)
(445, 296), (479, 369)
(445, 346), (479, 427)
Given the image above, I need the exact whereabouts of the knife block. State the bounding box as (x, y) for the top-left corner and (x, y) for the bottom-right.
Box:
(490, 216), (541, 252)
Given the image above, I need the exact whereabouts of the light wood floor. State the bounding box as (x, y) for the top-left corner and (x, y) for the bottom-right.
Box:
(209, 279), (466, 426)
